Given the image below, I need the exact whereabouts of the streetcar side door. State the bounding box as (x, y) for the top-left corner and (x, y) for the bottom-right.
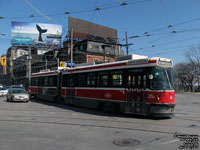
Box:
(66, 74), (76, 104)
(127, 69), (147, 114)
(136, 72), (147, 114)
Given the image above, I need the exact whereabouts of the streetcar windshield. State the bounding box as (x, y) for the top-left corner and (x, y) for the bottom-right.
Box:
(150, 67), (174, 90)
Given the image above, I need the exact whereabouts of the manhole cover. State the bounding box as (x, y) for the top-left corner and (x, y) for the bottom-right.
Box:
(189, 124), (197, 128)
(113, 138), (140, 147)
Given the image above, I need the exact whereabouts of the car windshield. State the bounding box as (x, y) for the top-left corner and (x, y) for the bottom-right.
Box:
(150, 67), (174, 90)
(4, 86), (11, 89)
(0, 88), (7, 90)
(12, 89), (26, 94)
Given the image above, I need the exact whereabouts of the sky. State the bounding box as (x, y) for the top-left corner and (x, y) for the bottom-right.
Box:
(1, 0), (200, 64)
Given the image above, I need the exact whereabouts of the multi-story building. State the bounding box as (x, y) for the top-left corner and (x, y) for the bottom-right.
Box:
(5, 17), (124, 88)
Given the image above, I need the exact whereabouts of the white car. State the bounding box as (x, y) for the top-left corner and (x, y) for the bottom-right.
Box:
(0, 88), (8, 96)
(7, 88), (29, 102)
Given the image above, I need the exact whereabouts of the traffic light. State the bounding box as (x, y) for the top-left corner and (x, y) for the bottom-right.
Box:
(59, 61), (64, 67)
(1, 57), (6, 66)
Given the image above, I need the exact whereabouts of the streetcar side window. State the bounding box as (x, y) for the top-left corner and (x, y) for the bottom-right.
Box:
(77, 74), (86, 87)
(44, 77), (48, 86)
(143, 75), (147, 89)
(38, 77), (43, 86)
(111, 71), (123, 87)
(128, 75), (131, 86)
(31, 78), (38, 86)
(127, 75), (136, 88)
(35, 78), (38, 86)
(138, 75), (141, 88)
(31, 78), (35, 86)
(49, 76), (57, 87)
(97, 72), (108, 87)
(49, 76), (53, 86)
(62, 74), (67, 87)
(132, 76), (136, 88)
(87, 73), (96, 87)
(67, 74), (75, 87)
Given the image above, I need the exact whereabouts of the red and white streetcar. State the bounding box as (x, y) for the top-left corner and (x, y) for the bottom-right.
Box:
(29, 54), (175, 117)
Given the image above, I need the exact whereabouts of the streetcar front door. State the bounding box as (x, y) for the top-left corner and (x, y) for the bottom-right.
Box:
(127, 69), (147, 114)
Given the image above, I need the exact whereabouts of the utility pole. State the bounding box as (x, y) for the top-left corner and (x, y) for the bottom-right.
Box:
(70, 28), (73, 68)
(28, 47), (31, 89)
(121, 31), (133, 55)
(45, 58), (47, 70)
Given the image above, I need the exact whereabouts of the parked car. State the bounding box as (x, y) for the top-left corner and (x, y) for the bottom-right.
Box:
(0, 87), (8, 96)
(6, 88), (29, 102)
(11, 84), (25, 89)
(0, 84), (3, 88)
(4, 86), (11, 90)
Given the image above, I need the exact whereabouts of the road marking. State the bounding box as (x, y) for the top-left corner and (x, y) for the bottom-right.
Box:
(160, 139), (179, 145)
(135, 148), (145, 150)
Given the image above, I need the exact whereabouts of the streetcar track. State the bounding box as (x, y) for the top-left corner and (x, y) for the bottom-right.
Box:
(0, 119), (175, 135)
(0, 114), (197, 129)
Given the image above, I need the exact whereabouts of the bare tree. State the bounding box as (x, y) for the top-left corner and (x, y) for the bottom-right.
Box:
(185, 45), (200, 88)
(173, 63), (196, 92)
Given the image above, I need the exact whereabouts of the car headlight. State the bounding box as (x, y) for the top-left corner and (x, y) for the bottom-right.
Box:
(25, 95), (29, 99)
(14, 95), (19, 99)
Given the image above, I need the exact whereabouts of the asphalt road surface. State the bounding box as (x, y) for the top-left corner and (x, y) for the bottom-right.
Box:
(0, 93), (199, 150)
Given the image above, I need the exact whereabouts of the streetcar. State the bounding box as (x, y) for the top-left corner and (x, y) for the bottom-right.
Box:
(29, 54), (175, 117)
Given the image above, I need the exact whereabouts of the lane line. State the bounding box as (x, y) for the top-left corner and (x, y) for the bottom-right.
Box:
(160, 139), (179, 145)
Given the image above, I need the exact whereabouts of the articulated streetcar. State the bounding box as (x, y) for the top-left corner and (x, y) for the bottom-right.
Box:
(29, 54), (175, 117)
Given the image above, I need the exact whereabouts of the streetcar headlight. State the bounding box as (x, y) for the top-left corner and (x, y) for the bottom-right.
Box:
(156, 95), (160, 101)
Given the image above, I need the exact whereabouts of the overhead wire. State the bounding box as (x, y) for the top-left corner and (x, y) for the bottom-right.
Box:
(129, 16), (200, 40)
(0, 0), (152, 20)
(130, 35), (200, 52)
(1, 0), (200, 57)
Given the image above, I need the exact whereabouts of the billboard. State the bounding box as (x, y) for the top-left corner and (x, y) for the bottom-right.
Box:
(11, 21), (62, 49)
(68, 16), (117, 44)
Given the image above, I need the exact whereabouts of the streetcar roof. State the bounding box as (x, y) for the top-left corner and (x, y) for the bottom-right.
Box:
(31, 54), (173, 76)
(31, 69), (59, 77)
(63, 55), (173, 74)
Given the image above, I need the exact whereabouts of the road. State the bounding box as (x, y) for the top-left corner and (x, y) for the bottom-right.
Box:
(0, 93), (199, 150)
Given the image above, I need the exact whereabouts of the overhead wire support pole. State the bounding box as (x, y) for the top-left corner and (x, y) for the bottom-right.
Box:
(121, 31), (133, 55)
(71, 28), (73, 68)
(28, 46), (31, 89)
